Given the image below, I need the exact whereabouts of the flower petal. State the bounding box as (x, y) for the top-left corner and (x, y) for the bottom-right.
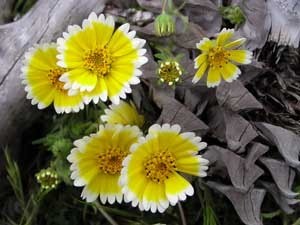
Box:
(192, 61), (208, 83)
(165, 172), (194, 206)
(216, 28), (234, 46)
(224, 38), (246, 49)
(228, 50), (252, 64)
(207, 67), (221, 88)
(220, 62), (241, 82)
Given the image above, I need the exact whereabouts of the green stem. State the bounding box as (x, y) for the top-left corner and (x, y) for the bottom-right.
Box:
(95, 202), (119, 225)
(162, 0), (168, 12)
(178, 202), (187, 225)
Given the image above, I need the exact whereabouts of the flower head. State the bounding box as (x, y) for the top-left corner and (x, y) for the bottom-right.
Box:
(158, 60), (182, 86)
(57, 12), (148, 105)
(36, 168), (60, 190)
(101, 100), (144, 128)
(67, 124), (142, 204)
(154, 12), (176, 37)
(193, 28), (252, 87)
(21, 43), (84, 113)
(120, 124), (209, 213)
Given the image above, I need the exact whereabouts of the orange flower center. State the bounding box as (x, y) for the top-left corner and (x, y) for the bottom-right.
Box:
(97, 147), (127, 175)
(47, 68), (67, 92)
(83, 46), (113, 77)
(144, 150), (176, 183)
(208, 46), (231, 69)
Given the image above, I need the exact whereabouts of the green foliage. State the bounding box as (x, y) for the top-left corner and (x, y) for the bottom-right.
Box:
(220, 5), (246, 26)
(33, 105), (104, 185)
(4, 148), (49, 225)
(197, 183), (219, 225)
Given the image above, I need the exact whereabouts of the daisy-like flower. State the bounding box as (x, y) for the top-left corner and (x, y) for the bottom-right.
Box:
(21, 43), (84, 113)
(67, 124), (142, 204)
(193, 28), (252, 87)
(57, 12), (148, 105)
(101, 100), (144, 128)
(120, 124), (209, 213)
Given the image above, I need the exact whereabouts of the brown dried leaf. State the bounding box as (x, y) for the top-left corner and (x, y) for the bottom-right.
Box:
(151, 84), (209, 136)
(216, 80), (263, 112)
(223, 110), (258, 151)
(185, 0), (222, 37)
(206, 181), (265, 225)
(245, 142), (269, 170)
(206, 146), (264, 191)
(261, 181), (299, 214)
(172, 22), (206, 49)
(232, 0), (271, 50)
(207, 107), (257, 152)
(255, 122), (300, 168)
(136, 0), (162, 13)
(259, 157), (298, 198)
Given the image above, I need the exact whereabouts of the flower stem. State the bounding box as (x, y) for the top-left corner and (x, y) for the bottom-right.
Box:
(162, 0), (168, 12)
(95, 202), (119, 225)
(178, 202), (187, 225)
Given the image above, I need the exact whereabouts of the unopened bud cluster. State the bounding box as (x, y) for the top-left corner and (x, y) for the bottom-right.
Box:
(36, 168), (59, 190)
(158, 61), (182, 86)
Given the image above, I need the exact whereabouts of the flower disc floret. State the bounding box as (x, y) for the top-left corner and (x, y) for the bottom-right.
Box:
(83, 46), (112, 77)
(144, 150), (177, 183)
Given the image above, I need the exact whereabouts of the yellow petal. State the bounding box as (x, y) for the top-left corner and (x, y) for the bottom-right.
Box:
(31, 84), (55, 107)
(196, 38), (214, 52)
(192, 61), (208, 83)
(224, 38), (246, 49)
(165, 172), (194, 205)
(228, 50), (252, 64)
(108, 25), (133, 54)
(216, 28), (234, 46)
(176, 155), (208, 177)
(220, 62), (241, 82)
(92, 21), (114, 47)
(66, 26), (97, 51)
(66, 69), (97, 91)
(194, 53), (207, 69)
(207, 67), (221, 87)
(83, 78), (108, 103)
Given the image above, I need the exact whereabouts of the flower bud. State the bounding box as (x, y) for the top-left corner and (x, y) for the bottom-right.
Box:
(154, 12), (175, 37)
(158, 60), (182, 86)
(36, 168), (60, 190)
(220, 5), (245, 25)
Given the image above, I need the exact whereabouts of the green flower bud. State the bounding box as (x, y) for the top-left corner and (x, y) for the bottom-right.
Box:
(36, 168), (60, 190)
(154, 12), (175, 37)
(220, 5), (246, 25)
(158, 60), (182, 86)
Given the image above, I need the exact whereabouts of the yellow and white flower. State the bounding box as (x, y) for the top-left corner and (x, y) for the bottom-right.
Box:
(21, 43), (84, 114)
(193, 28), (252, 87)
(101, 100), (144, 128)
(67, 124), (142, 204)
(120, 124), (209, 213)
(57, 12), (148, 105)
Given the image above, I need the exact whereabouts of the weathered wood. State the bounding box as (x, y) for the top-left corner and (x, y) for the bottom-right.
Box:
(0, 0), (107, 167)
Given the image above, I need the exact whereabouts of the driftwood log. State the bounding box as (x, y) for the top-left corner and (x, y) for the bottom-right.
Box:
(0, 0), (107, 173)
